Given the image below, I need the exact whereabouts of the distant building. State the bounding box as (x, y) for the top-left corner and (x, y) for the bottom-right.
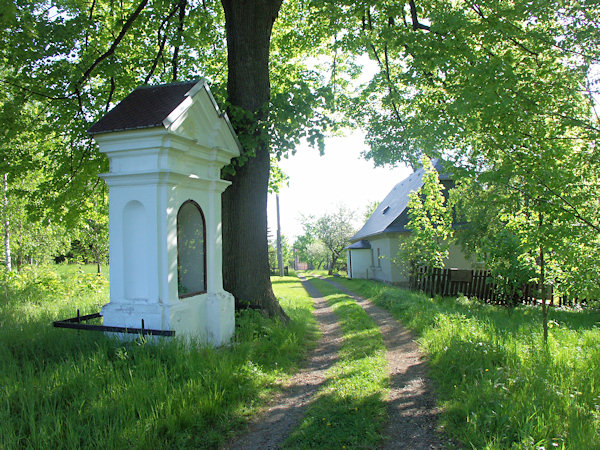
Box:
(346, 160), (474, 285)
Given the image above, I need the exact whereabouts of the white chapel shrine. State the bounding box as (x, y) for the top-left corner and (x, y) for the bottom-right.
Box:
(88, 79), (240, 345)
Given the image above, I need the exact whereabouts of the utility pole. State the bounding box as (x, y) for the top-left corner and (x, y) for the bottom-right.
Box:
(276, 194), (284, 277)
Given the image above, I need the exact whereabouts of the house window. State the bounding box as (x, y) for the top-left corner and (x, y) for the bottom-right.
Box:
(177, 200), (206, 298)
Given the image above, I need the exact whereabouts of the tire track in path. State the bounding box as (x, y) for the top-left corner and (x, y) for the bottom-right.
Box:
(225, 275), (343, 449)
(321, 277), (448, 449)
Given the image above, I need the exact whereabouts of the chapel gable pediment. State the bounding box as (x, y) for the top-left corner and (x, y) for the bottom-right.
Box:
(89, 79), (241, 157)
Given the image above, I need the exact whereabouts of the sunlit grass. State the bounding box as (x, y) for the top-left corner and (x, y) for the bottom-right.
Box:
(285, 276), (388, 448)
(0, 266), (317, 448)
(330, 276), (600, 449)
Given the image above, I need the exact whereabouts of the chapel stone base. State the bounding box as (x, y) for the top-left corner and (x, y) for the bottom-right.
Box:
(100, 291), (235, 344)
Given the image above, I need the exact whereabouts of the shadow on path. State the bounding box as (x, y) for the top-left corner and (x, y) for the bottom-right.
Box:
(224, 275), (343, 449)
(321, 277), (450, 449)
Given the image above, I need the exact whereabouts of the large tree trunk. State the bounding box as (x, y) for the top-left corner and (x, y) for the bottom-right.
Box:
(221, 0), (287, 320)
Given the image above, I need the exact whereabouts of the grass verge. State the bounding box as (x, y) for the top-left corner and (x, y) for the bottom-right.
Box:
(329, 276), (600, 449)
(284, 276), (388, 448)
(0, 266), (316, 448)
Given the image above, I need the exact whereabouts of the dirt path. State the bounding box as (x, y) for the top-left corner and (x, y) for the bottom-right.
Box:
(321, 278), (447, 449)
(225, 276), (447, 449)
(225, 275), (343, 449)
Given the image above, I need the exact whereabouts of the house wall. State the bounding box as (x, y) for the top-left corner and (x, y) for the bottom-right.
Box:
(347, 234), (476, 285)
(390, 233), (411, 285)
(370, 236), (390, 283)
(445, 241), (476, 270)
(369, 233), (412, 285)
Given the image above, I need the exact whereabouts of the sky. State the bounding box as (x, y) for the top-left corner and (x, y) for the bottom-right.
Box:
(266, 130), (412, 243)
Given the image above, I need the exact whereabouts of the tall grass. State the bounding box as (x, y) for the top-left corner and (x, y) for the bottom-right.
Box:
(0, 266), (316, 448)
(331, 277), (600, 449)
(285, 276), (388, 448)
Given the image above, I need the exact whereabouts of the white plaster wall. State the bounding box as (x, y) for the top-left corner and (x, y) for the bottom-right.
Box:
(389, 233), (411, 284)
(95, 89), (239, 346)
(101, 177), (173, 332)
(367, 236), (392, 283)
(166, 180), (234, 343)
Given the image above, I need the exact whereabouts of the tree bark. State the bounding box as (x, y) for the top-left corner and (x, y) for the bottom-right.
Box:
(3, 174), (11, 272)
(221, 0), (287, 320)
(539, 212), (548, 344)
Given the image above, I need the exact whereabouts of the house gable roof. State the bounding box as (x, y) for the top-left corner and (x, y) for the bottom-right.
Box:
(351, 159), (451, 241)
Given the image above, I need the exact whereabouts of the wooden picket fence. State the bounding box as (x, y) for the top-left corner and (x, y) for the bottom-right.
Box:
(410, 266), (585, 307)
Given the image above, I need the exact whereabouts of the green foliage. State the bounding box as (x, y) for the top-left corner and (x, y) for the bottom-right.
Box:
(299, 206), (356, 274)
(0, 264), (108, 304)
(0, 268), (318, 448)
(400, 156), (453, 271)
(3, 0), (599, 317)
(313, 0), (600, 302)
(333, 277), (600, 449)
(268, 234), (294, 270)
(2, 172), (71, 267)
(268, 156), (290, 194)
(1, 0), (345, 219)
(285, 276), (387, 448)
(362, 199), (380, 222)
(452, 176), (538, 298)
(68, 194), (109, 268)
(293, 233), (328, 270)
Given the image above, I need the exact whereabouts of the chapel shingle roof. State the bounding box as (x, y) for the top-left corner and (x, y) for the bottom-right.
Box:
(88, 80), (201, 135)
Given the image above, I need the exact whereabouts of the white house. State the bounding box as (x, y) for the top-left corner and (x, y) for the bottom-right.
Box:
(89, 79), (239, 344)
(346, 159), (474, 285)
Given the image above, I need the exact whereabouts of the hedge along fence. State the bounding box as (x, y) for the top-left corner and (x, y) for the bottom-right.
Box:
(410, 266), (587, 307)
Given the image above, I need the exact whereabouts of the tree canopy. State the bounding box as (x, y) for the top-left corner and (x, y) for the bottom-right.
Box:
(1, 0), (599, 308)
(336, 0), (600, 301)
(298, 206), (356, 275)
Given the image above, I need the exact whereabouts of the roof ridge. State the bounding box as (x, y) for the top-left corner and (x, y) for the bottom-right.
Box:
(133, 79), (202, 91)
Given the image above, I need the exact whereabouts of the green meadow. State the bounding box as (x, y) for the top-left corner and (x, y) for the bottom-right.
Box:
(330, 276), (600, 449)
(0, 266), (316, 448)
(2, 266), (598, 448)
